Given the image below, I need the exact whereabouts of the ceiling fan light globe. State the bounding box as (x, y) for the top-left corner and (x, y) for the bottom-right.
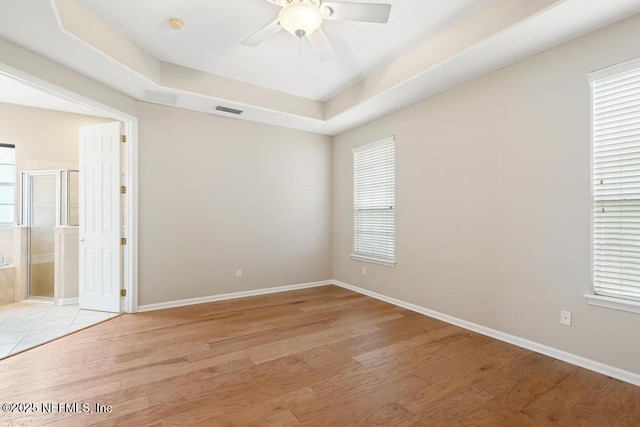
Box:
(279, 2), (323, 37)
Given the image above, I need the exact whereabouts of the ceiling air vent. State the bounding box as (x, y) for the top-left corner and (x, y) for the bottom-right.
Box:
(215, 106), (243, 115)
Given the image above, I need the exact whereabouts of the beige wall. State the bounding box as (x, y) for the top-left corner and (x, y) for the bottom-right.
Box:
(0, 102), (111, 173)
(137, 102), (332, 305)
(333, 14), (640, 374)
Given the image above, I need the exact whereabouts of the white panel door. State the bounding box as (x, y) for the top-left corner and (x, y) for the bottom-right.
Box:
(78, 122), (121, 312)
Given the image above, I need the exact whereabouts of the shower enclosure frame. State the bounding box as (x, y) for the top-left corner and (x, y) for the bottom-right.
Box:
(20, 169), (79, 300)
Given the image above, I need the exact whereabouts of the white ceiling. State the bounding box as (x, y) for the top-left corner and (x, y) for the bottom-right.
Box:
(0, 0), (639, 135)
(77, 0), (487, 101)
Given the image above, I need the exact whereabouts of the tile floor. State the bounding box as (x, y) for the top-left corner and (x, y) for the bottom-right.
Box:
(0, 301), (119, 359)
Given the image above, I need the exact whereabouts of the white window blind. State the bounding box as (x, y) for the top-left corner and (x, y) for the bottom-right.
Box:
(352, 136), (395, 264)
(592, 59), (640, 302)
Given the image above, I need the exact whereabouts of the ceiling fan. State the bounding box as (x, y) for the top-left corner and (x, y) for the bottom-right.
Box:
(242, 0), (392, 61)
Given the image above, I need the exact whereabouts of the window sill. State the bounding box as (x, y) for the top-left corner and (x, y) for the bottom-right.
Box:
(350, 254), (396, 267)
(584, 294), (640, 314)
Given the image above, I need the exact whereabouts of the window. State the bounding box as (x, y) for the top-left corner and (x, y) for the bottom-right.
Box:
(588, 58), (640, 312)
(0, 144), (15, 224)
(352, 136), (395, 266)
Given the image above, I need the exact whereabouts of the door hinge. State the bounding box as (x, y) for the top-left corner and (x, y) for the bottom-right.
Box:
(120, 289), (127, 297)
(120, 135), (126, 143)
(120, 185), (127, 194)
(120, 237), (127, 245)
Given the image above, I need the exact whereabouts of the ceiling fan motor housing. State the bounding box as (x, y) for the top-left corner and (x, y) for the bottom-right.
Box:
(250, 0), (392, 61)
(279, 0), (323, 38)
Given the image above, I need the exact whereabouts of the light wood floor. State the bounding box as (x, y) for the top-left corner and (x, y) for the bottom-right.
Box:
(0, 285), (639, 426)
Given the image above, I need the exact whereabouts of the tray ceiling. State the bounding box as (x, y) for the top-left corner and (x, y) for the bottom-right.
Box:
(0, 0), (639, 134)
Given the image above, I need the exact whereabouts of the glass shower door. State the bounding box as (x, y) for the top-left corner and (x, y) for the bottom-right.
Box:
(28, 173), (58, 298)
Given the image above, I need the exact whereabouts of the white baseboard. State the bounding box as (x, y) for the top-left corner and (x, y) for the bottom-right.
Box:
(137, 280), (332, 313)
(56, 297), (78, 306)
(332, 280), (640, 388)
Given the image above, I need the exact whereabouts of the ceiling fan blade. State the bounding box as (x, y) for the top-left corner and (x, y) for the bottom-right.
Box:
(242, 19), (283, 47)
(307, 28), (335, 62)
(321, 2), (391, 23)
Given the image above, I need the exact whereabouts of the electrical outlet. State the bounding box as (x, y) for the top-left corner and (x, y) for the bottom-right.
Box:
(236, 269), (242, 278)
(560, 310), (572, 326)
(362, 267), (367, 276)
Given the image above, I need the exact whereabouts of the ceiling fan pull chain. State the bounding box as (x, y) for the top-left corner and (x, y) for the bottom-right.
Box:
(299, 37), (302, 57)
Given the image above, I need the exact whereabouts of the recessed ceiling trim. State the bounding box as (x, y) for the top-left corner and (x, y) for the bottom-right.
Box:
(52, 0), (553, 126)
(7, 0), (636, 136)
(325, 0), (563, 119)
(159, 62), (324, 120)
(52, 0), (161, 81)
(51, 0), (323, 122)
(144, 89), (177, 105)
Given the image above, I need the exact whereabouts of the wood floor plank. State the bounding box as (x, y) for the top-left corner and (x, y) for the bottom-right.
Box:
(0, 285), (639, 426)
(352, 324), (459, 367)
(291, 375), (429, 424)
(298, 326), (430, 370)
(558, 377), (640, 426)
(458, 405), (540, 427)
(520, 366), (593, 423)
(359, 402), (421, 426)
(199, 387), (315, 426)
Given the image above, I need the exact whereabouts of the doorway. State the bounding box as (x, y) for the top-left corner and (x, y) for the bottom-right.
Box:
(0, 67), (138, 314)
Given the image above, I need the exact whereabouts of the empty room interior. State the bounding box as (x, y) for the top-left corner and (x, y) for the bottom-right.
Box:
(1, 0), (640, 425)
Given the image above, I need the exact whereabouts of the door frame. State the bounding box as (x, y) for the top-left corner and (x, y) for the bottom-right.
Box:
(0, 65), (139, 313)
